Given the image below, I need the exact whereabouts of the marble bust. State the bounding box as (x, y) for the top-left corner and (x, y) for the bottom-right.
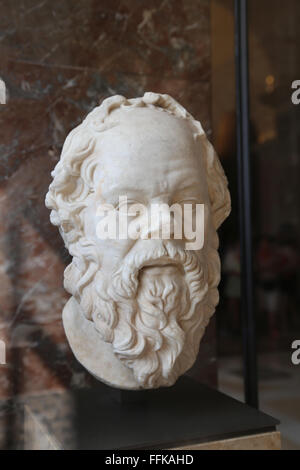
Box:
(45, 92), (231, 390)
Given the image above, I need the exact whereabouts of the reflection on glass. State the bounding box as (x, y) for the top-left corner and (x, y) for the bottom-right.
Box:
(213, 0), (300, 450)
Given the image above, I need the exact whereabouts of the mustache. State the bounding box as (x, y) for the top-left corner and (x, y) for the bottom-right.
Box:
(108, 241), (206, 302)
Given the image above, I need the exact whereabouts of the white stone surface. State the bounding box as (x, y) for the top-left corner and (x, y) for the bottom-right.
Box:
(45, 92), (231, 390)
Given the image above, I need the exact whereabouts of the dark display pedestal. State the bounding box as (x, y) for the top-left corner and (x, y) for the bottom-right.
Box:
(24, 376), (280, 450)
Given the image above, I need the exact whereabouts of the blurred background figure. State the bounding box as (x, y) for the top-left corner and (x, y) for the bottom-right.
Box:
(277, 224), (299, 332)
(223, 240), (241, 336)
(255, 235), (281, 340)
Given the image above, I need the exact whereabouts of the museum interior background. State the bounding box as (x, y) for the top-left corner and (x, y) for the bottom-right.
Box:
(0, 0), (299, 449)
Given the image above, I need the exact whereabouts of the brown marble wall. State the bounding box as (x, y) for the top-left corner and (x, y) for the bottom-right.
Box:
(0, 0), (215, 402)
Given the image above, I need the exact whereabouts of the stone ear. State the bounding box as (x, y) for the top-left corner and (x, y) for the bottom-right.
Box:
(201, 136), (231, 230)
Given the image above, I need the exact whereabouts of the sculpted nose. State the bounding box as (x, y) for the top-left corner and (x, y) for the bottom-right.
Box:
(139, 202), (178, 241)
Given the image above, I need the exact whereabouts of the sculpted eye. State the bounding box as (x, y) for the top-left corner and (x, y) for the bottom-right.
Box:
(175, 198), (199, 208)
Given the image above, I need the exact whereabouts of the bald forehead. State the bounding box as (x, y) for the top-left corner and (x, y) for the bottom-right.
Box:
(91, 106), (207, 203)
(95, 106), (197, 160)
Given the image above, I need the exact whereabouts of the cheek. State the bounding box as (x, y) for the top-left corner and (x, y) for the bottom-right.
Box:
(83, 204), (98, 240)
(96, 238), (136, 274)
(83, 204), (141, 272)
(96, 238), (135, 256)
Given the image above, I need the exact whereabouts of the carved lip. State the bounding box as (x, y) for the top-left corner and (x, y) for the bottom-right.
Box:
(139, 257), (180, 271)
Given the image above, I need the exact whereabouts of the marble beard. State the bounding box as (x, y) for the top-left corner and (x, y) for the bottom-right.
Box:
(46, 92), (231, 389)
(65, 240), (214, 389)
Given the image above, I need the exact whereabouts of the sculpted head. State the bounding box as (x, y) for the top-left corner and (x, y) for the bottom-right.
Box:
(46, 93), (230, 389)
